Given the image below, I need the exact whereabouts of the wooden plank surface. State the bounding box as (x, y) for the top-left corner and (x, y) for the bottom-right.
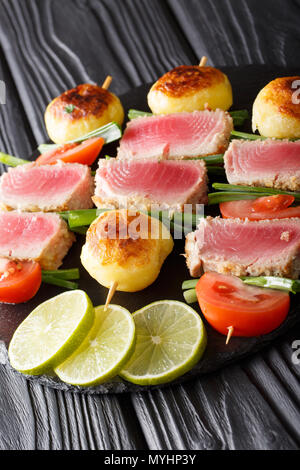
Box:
(0, 0), (300, 450)
(168, 0), (300, 67)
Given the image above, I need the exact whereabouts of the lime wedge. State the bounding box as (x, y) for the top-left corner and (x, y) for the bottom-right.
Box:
(8, 290), (94, 375)
(120, 300), (207, 385)
(55, 305), (136, 386)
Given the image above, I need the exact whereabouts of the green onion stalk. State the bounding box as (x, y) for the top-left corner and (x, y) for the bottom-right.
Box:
(38, 121), (122, 154)
(41, 268), (80, 290)
(197, 154), (224, 165)
(0, 122), (122, 167)
(61, 208), (203, 235)
(208, 191), (265, 205)
(230, 130), (267, 140)
(230, 130), (299, 142)
(242, 276), (300, 294)
(181, 276), (300, 304)
(208, 183), (300, 205)
(0, 152), (30, 167)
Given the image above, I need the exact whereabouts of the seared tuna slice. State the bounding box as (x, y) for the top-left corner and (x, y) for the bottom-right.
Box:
(93, 158), (208, 211)
(185, 217), (300, 279)
(224, 139), (300, 191)
(117, 110), (233, 160)
(0, 211), (75, 270)
(0, 162), (94, 212)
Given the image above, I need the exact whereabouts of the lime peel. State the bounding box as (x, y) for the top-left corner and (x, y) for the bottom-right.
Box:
(8, 290), (95, 375)
(55, 304), (136, 386)
(120, 300), (207, 386)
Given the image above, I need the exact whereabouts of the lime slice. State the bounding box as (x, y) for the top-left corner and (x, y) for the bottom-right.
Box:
(8, 290), (94, 375)
(120, 300), (207, 385)
(55, 304), (136, 386)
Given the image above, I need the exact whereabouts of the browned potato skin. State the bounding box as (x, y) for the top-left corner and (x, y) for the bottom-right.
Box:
(153, 66), (225, 97)
(81, 210), (174, 292)
(50, 84), (114, 117)
(86, 211), (158, 268)
(148, 65), (233, 113)
(252, 76), (300, 138)
(45, 83), (124, 143)
(260, 77), (300, 120)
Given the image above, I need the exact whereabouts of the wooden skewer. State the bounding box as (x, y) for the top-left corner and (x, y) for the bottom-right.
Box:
(199, 56), (207, 67)
(104, 280), (118, 311)
(226, 326), (234, 345)
(102, 75), (112, 90)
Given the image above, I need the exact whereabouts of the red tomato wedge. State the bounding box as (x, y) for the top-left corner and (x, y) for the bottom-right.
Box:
(0, 259), (42, 304)
(196, 272), (290, 337)
(251, 194), (295, 212)
(36, 137), (104, 166)
(220, 195), (300, 221)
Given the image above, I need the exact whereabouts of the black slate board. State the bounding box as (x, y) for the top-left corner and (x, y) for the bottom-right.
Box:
(1, 65), (300, 394)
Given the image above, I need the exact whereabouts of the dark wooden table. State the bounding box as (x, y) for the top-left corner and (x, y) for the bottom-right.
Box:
(1, 0), (300, 450)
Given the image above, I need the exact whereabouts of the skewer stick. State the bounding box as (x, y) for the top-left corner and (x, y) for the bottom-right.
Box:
(199, 56), (207, 67)
(104, 280), (118, 311)
(102, 75), (112, 90)
(226, 326), (234, 345)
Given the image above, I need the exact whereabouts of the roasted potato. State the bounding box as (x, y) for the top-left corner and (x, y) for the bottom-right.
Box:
(81, 210), (174, 292)
(252, 76), (300, 138)
(45, 83), (124, 144)
(148, 65), (233, 114)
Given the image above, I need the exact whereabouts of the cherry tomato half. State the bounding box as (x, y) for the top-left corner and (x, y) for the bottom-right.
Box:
(36, 137), (104, 166)
(0, 259), (42, 304)
(220, 195), (300, 221)
(196, 272), (290, 337)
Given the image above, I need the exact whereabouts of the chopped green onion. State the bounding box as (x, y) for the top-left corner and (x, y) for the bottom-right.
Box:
(0, 151), (29, 167)
(208, 191), (265, 205)
(128, 109), (153, 120)
(182, 279), (199, 290)
(41, 274), (78, 290)
(64, 104), (75, 114)
(37, 143), (58, 153)
(230, 110), (249, 127)
(183, 288), (198, 304)
(212, 183), (300, 201)
(60, 208), (201, 233)
(232, 117), (246, 127)
(230, 110), (249, 118)
(196, 154), (224, 164)
(242, 276), (300, 294)
(38, 122), (122, 154)
(230, 130), (266, 140)
(60, 209), (106, 228)
(231, 129), (299, 142)
(41, 268), (80, 280)
(181, 276), (300, 300)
